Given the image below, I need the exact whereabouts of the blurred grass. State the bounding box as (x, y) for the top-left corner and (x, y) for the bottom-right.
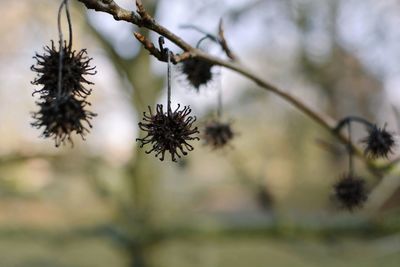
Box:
(154, 237), (400, 267)
(0, 237), (125, 267)
(0, 234), (399, 267)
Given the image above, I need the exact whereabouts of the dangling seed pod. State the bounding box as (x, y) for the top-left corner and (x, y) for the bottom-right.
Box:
(30, 0), (96, 147)
(177, 31), (218, 91)
(137, 104), (200, 161)
(333, 174), (368, 211)
(181, 58), (214, 91)
(335, 117), (397, 159)
(361, 125), (395, 159)
(32, 96), (96, 147)
(137, 43), (199, 162)
(31, 41), (96, 98)
(203, 120), (234, 149)
(331, 118), (368, 211)
(203, 78), (235, 149)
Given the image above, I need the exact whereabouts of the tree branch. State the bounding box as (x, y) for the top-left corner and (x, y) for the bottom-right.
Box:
(75, 0), (382, 168)
(78, 0), (141, 22)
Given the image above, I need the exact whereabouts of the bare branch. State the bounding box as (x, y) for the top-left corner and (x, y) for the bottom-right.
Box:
(77, 0), (141, 22)
(77, 0), (192, 51)
(74, 0), (378, 169)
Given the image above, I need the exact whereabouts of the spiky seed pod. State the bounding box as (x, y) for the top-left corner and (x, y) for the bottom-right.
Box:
(333, 174), (368, 211)
(361, 125), (395, 159)
(181, 58), (214, 90)
(203, 120), (234, 149)
(31, 95), (96, 147)
(136, 104), (200, 162)
(31, 41), (96, 98)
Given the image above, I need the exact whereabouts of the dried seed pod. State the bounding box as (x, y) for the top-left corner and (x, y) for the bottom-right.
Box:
(333, 174), (368, 211)
(203, 120), (234, 149)
(31, 41), (96, 98)
(136, 104), (200, 161)
(181, 58), (214, 91)
(31, 95), (96, 147)
(361, 125), (395, 159)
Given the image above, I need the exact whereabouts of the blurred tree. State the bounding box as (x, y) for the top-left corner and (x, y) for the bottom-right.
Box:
(79, 1), (166, 266)
(1, 1), (400, 267)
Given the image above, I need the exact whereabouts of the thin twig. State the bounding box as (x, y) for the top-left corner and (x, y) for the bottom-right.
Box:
(133, 32), (190, 63)
(218, 19), (237, 60)
(133, 32), (164, 60)
(136, 0), (154, 24)
(78, 0), (142, 23)
(180, 24), (219, 47)
(181, 22), (236, 59)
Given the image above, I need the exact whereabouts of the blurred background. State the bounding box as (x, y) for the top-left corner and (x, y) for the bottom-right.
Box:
(1, 0), (400, 266)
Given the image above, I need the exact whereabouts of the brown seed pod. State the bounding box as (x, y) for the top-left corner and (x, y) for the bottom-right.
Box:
(361, 125), (395, 159)
(181, 58), (214, 91)
(333, 174), (368, 211)
(136, 104), (200, 161)
(31, 95), (96, 147)
(31, 41), (96, 98)
(203, 120), (234, 149)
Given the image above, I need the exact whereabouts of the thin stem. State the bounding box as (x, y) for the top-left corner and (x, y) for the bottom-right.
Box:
(217, 80), (223, 119)
(196, 35), (217, 48)
(57, 0), (66, 98)
(180, 24), (219, 43)
(167, 49), (172, 115)
(180, 24), (219, 48)
(65, 0), (73, 50)
(347, 123), (354, 175)
(335, 116), (375, 133)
